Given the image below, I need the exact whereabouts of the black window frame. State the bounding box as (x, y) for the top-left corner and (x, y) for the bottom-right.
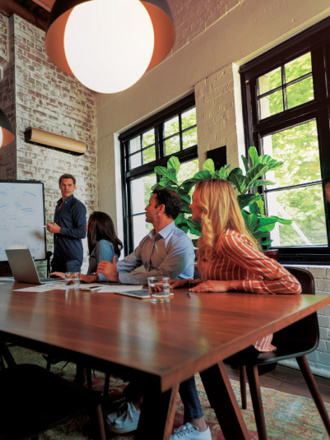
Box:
(119, 94), (197, 255)
(240, 17), (330, 265)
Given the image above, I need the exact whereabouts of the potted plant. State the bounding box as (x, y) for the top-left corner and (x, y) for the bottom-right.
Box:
(152, 146), (291, 248)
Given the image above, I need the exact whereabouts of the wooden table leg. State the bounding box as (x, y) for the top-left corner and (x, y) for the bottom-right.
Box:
(200, 361), (250, 440)
(135, 383), (179, 440)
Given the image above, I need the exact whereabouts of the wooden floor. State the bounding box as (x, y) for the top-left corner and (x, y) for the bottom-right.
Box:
(225, 363), (330, 404)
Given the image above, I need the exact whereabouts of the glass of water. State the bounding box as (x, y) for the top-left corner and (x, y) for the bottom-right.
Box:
(148, 276), (171, 303)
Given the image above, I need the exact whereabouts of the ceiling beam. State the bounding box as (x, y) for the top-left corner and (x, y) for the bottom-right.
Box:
(0, 0), (48, 31)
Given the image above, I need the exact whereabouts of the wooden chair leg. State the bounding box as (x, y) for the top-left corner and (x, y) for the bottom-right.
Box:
(94, 403), (106, 440)
(296, 355), (330, 436)
(239, 365), (247, 409)
(246, 365), (268, 440)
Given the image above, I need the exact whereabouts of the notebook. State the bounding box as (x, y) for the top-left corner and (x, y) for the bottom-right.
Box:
(5, 248), (55, 284)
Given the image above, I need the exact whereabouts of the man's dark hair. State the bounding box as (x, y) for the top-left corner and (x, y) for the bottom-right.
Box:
(153, 189), (182, 220)
(59, 174), (76, 185)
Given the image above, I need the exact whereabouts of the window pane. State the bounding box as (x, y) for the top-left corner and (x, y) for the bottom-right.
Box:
(164, 135), (180, 155)
(263, 120), (321, 188)
(258, 67), (282, 95)
(142, 129), (155, 148)
(259, 90), (283, 119)
(285, 52), (312, 83)
(182, 108), (196, 129)
(130, 174), (156, 215)
(177, 159), (199, 183)
(164, 115), (179, 137)
(129, 152), (142, 168)
(286, 76), (314, 109)
(266, 185), (327, 247)
(182, 127), (197, 149)
(143, 146), (156, 164)
(129, 136), (140, 154)
(132, 215), (153, 249)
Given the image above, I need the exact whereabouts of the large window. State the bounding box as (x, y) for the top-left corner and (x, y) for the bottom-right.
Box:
(241, 18), (330, 264)
(120, 95), (198, 254)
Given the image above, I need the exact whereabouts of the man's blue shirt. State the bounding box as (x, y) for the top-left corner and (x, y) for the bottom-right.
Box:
(116, 221), (195, 284)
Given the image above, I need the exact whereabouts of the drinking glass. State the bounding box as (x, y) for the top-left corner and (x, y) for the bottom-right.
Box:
(148, 276), (171, 303)
(65, 272), (80, 291)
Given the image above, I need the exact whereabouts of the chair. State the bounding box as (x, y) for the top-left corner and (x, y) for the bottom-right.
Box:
(0, 341), (16, 370)
(227, 267), (330, 440)
(0, 363), (106, 440)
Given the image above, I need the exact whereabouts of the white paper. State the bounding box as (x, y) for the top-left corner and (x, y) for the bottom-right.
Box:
(13, 282), (64, 292)
(13, 283), (144, 293)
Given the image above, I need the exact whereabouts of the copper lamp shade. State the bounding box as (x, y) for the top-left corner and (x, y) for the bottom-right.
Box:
(0, 109), (15, 147)
(45, 0), (175, 93)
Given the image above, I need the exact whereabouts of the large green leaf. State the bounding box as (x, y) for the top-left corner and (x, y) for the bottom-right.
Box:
(248, 146), (260, 167)
(228, 174), (247, 194)
(186, 218), (202, 235)
(241, 155), (250, 173)
(217, 165), (230, 179)
(259, 154), (283, 170)
(237, 193), (259, 209)
(242, 211), (259, 234)
(167, 156), (181, 173)
(203, 158), (215, 174)
(245, 163), (270, 187)
(248, 179), (276, 189)
(193, 170), (213, 180)
(154, 166), (168, 176)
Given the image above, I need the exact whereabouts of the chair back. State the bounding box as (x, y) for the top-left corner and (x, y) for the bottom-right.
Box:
(272, 267), (319, 354)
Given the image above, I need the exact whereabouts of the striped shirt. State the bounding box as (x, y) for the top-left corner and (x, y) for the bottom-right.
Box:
(197, 229), (301, 351)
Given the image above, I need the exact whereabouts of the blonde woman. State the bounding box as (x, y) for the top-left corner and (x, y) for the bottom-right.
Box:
(169, 179), (301, 439)
(173, 178), (301, 302)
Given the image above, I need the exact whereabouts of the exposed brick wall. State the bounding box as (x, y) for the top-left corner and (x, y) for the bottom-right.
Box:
(0, 14), (16, 180)
(195, 64), (239, 169)
(0, 14), (98, 273)
(169, 0), (240, 52)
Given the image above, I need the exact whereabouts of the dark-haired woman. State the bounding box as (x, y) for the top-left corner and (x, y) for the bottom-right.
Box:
(51, 211), (122, 282)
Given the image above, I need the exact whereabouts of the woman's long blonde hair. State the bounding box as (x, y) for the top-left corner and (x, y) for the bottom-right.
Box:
(195, 179), (259, 261)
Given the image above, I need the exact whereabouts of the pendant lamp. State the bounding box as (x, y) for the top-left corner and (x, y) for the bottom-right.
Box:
(45, 0), (175, 94)
(0, 109), (15, 147)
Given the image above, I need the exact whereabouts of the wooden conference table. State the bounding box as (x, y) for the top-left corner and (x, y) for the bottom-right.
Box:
(0, 280), (329, 440)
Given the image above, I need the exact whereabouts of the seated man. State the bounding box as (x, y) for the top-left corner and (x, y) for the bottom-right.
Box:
(98, 190), (205, 437)
(96, 188), (195, 284)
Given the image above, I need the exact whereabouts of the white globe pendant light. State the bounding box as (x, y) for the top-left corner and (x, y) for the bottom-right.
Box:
(64, 0), (154, 93)
(45, 0), (175, 94)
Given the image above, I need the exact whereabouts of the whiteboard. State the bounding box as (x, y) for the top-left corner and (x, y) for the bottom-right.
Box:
(0, 180), (47, 261)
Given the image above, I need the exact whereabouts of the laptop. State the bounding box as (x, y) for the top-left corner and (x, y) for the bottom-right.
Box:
(6, 248), (55, 284)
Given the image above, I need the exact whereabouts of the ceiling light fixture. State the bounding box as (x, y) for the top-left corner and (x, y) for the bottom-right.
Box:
(45, 0), (175, 94)
(0, 109), (15, 148)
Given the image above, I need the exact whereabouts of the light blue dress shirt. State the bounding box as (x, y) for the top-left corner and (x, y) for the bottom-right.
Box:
(116, 221), (195, 285)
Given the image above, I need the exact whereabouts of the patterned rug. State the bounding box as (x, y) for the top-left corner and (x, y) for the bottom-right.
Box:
(7, 345), (330, 439)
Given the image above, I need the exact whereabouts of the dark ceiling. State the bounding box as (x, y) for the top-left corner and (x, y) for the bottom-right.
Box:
(0, 0), (54, 31)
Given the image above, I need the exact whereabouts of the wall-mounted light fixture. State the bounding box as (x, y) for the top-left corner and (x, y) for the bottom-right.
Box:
(0, 109), (15, 147)
(45, 0), (175, 94)
(24, 127), (86, 155)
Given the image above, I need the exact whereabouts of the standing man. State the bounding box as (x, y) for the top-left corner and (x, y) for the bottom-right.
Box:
(47, 173), (87, 273)
(95, 188), (195, 284)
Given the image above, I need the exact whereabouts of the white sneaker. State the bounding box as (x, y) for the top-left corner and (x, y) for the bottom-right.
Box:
(106, 401), (140, 433)
(170, 422), (211, 440)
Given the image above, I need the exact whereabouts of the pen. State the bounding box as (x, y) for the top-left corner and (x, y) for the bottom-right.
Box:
(37, 226), (47, 228)
(187, 291), (191, 298)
